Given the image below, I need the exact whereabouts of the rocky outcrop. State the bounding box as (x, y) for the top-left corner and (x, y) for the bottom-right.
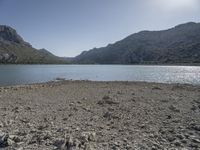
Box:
(0, 25), (68, 64)
(0, 25), (31, 47)
(0, 53), (17, 63)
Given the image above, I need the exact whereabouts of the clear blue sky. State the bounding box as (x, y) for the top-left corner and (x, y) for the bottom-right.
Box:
(0, 0), (200, 57)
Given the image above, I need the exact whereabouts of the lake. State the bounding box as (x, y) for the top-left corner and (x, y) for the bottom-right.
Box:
(0, 65), (200, 86)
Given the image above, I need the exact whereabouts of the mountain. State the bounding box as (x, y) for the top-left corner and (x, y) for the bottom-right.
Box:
(74, 22), (200, 64)
(0, 25), (68, 64)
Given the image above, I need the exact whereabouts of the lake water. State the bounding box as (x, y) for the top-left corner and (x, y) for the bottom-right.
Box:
(0, 65), (200, 86)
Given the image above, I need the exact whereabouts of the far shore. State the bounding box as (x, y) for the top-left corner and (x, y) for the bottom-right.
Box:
(0, 63), (200, 66)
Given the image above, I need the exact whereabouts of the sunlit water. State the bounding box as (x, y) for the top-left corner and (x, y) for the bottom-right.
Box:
(0, 65), (200, 86)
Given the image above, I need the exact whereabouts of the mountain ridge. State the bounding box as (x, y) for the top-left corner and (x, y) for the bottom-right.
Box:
(73, 22), (200, 64)
(0, 25), (68, 64)
(1, 22), (200, 64)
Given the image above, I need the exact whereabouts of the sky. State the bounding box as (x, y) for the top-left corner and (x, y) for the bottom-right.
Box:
(0, 0), (200, 57)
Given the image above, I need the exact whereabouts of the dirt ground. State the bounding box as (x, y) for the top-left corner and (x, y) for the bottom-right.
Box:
(0, 80), (200, 150)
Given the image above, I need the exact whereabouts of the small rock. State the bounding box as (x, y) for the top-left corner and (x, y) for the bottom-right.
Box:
(7, 138), (16, 146)
(102, 95), (110, 100)
(169, 105), (180, 112)
(98, 97), (119, 105)
(0, 131), (9, 148)
(0, 122), (4, 128)
(192, 138), (200, 143)
(189, 143), (199, 148)
(192, 124), (200, 131)
(176, 134), (184, 140)
(9, 135), (21, 143)
(117, 91), (123, 95)
(82, 97), (87, 100)
(103, 112), (112, 119)
(65, 136), (75, 149)
(55, 77), (65, 81)
(53, 138), (65, 148)
(152, 86), (162, 90)
(166, 135), (176, 142)
(84, 143), (94, 150)
(167, 115), (172, 119)
(181, 139), (187, 144)
(174, 140), (182, 147)
(81, 132), (96, 142)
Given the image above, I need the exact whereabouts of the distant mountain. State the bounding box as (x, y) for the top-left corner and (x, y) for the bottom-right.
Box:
(0, 25), (68, 64)
(74, 22), (200, 64)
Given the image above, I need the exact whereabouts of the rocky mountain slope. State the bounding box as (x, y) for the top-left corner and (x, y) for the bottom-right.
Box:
(74, 22), (200, 64)
(0, 25), (68, 64)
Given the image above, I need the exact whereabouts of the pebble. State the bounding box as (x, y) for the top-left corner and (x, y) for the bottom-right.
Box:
(0, 131), (9, 148)
(192, 138), (200, 143)
(9, 135), (21, 143)
(81, 132), (96, 142)
(102, 95), (110, 100)
(169, 105), (180, 112)
(52, 138), (65, 148)
(192, 124), (200, 131)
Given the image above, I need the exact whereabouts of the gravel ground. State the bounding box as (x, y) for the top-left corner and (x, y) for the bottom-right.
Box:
(0, 80), (200, 150)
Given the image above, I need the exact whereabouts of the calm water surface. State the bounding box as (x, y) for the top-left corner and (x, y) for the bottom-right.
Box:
(0, 65), (200, 86)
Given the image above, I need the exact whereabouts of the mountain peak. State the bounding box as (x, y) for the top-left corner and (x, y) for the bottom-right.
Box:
(0, 25), (68, 64)
(0, 25), (31, 47)
(74, 22), (200, 64)
(0, 25), (15, 32)
(174, 22), (199, 28)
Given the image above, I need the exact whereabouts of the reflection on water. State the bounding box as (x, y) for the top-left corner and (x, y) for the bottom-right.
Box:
(0, 65), (200, 85)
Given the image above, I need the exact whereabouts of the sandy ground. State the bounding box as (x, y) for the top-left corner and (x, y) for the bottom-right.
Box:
(0, 80), (200, 150)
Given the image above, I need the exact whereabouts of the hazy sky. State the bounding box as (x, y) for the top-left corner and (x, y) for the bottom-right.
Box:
(0, 0), (200, 57)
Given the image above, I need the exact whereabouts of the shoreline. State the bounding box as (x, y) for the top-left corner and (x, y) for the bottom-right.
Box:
(0, 80), (200, 149)
(0, 63), (200, 66)
(0, 80), (200, 89)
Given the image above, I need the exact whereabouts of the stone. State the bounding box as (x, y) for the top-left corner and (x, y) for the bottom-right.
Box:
(81, 132), (96, 142)
(152, 86), (162, 90)
(55, 77), (65, 81)
(192, 138), (200, 143)
(0, 131), (9, 148)
(189, 143), (199, 148)
(103, 112), (112, 119)
(174, 140), (182, 147)
(98, 97), (119, 105)
(102, 95), (110, 100)
(0, 122), (4, 128)
(65, 136), (75, 150)
(176, 134), (184, 140)
(52, 138), (65, 148)
(84, 143), (94, 150)
(117, 91), (123, 94)
(169, 105), (180, 112)
(192, 124), (200, 131)
(9, 135), (21, 143)
(166, 135), (176, 142)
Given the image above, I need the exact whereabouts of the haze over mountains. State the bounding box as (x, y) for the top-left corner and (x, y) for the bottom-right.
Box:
(0, 22), (200, 64)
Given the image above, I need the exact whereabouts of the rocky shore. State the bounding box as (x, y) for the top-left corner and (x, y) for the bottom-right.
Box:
(0, 81), (200, 150)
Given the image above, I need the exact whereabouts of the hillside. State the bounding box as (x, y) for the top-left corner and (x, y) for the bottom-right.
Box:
(0, 25), (68, 64)
(74, 22), (200, 64)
